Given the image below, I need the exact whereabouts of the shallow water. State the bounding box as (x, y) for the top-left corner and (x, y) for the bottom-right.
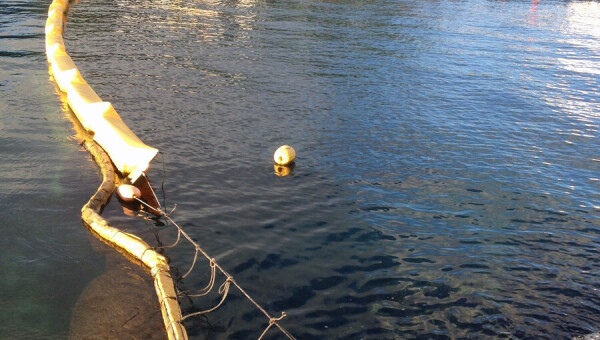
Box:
(3, 0), (600, 338)
(0, 1), (163, 338)
(0, 1), (104, 337)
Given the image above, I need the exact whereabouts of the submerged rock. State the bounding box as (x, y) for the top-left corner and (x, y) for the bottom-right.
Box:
(69, 253), (164, 340)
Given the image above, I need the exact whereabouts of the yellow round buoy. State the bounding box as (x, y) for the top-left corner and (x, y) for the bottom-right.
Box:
(117, 184), (141, 202)
(274, 145), (296, 165)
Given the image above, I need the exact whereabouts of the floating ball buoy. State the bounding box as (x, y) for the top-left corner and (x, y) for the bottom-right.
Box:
(117, 184), (141, 202)
(274, 145), (296, 165)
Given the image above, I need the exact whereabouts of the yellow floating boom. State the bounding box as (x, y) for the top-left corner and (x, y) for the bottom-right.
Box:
(45, 0), (157, 182)
(44, 1), (187, 339)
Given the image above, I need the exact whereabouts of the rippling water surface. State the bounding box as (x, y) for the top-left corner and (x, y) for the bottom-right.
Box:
(0, 1), (106, 338)
(4, 0), (600, 338)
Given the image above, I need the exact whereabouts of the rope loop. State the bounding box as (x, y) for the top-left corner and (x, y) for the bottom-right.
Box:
(181, 277), (232, 321)
(182, 247), (199, 279)
(219, 277), (233, 295)
(185, 258), (217, 298)
(139, 197), (295, 339)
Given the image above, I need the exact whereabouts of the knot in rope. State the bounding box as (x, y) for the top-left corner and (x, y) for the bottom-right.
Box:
(270, 312), (287, 325)
(134, 195), (295, 339)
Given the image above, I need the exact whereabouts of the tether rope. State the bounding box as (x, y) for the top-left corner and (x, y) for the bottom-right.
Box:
(134, 197), (297, 340)
(185, 259), (216, 298)
(47, 0), (294, 338)
(78, 139), (187, 340)
(182, 278), (231, 320)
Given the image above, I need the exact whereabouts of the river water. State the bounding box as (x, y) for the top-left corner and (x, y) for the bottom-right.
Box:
(2, 0), (600, 339)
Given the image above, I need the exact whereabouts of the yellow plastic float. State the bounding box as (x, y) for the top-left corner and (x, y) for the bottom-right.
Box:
(44, 0), (186, 339)
(274, 145), (296, 165)
(45, 0), (157, 182)
(45, 2), (296, 339)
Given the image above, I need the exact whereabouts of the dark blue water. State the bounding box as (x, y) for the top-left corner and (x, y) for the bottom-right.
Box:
(0, 1), (106, 338)
(3, 0), (600, 338)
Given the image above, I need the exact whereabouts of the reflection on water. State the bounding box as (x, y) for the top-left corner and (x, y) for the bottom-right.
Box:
(274, 163), (295, 177)
(548, 1), (600, 124)
(564, 2), (600, 51)
(63, 0), (600, 338)
(3, 0), (600, 338)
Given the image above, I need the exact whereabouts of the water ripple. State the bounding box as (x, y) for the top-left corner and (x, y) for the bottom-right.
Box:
(53, 0), (600, 338)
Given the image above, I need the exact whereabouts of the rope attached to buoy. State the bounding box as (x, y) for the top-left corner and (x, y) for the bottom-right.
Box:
(46, 0), (296, 338)
(79, 139), (188, 340)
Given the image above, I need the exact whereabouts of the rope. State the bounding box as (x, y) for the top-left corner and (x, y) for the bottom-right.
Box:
(181, 278), (231, 320)
(181, 247), (199, 279)
(258, 312), (288, 340)
(133, 197), (296, 340)
(160, 228), (182, 249)
(79, 141), (187, 340)
(185, 259), (216, 297)
(158, 151), (167, 209)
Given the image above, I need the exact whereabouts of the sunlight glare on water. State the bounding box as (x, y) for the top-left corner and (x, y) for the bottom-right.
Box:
(2, 0), (600, 338)
(63, 0), (600, 338)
